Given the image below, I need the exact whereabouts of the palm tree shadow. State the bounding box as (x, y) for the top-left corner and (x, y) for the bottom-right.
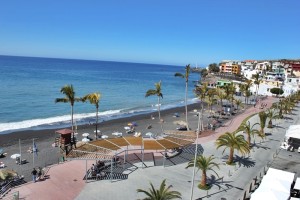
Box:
(207, 175), (233, 190)
(272, 125), (284, 129)
(196, 175), (242, 200)
(234, 155), (255, 168)
(284, 116), (293, 120)
(251, 142), (271, 150)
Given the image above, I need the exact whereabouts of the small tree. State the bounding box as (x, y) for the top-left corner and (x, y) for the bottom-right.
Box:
(237, 121), (260, 148)
(270, 88), (284, 97)
(208, 63), (220, 73)
(266, 109), (280, 128)
(137, 179), (182, 200)
(215, 132), (250, 165)
(146, 81), (164, 133)
(175, 64), (191, 130)
(186, 155), (219, 190)
(258, 111), (268, 136)
(82, 92), (101, 139)
(234, 99), (243, 112)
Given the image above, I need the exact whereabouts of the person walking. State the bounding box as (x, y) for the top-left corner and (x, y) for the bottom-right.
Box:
(37, 167), (42, 181)
(31, 168), (37, 183)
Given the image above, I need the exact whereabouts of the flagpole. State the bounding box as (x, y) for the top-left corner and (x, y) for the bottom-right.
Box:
(19, 139), (22, 174)
(33, 138), (35, 168)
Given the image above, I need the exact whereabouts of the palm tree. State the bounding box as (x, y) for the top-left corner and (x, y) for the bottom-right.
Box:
(216, 88), (225, 117)
(253, 72), (261, 99)
(146, 81), (164, 133)
(206, 89), (216, 115)
(234, 99), (243, 112)
(258, 111), (268, 136)
(215, 132), (250, 165)
(237, 121), (260, 147)
(186, 155), (220, 189)
(175, 64), (191, 130)
(266, 109), (280, 128)
(238, 83), (246, 104)
(55, 84), (81, 135)
(282, 98), (295, 114)
(137, 179), (182, 200)
(82, 92), (101, 139)
(216, 87), (225, 108)
(244, 80), (252, 104)
(194, 83), (208, 111)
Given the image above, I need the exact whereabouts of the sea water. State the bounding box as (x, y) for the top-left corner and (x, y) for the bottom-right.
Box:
(0, 55), (200, 134)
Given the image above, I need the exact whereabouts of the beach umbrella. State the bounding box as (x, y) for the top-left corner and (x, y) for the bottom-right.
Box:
(10, 154), (21, 159)
(173, 120), (187, 126)
(124, 126), (130, 130)
(82, 133), (89, 137)
(131, 122), (138, 126)
(82, 138), (90, 142)
(0, 169), (18, 181)
(128, 123), (133, 126)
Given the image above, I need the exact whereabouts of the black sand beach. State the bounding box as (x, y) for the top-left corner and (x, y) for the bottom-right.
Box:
(0, 100), (252, 182)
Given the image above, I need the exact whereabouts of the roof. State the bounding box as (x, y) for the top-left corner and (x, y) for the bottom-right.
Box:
(55, 129), (73, 135)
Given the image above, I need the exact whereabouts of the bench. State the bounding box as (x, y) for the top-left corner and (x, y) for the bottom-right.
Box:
(85, 160), (121, 180)
(165, 149), (182, 159)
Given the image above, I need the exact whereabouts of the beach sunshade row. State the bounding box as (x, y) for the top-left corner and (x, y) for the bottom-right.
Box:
(67, 134), (194, 160)
(164, 130), (197, 141)
(67, 149), (114, 160)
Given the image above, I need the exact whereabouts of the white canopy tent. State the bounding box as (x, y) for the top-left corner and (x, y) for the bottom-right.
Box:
(266, 168), (295, 183)
(251, 187), (290, 200)
(294, 177), (300, 190)
(286, 125), (300, 139)
(259, 176), (291, 194)
(251, 168), (295, 200)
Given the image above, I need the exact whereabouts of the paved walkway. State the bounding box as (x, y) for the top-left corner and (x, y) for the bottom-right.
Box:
(9, 96), (284, 200)
(9, 160), (92, 200)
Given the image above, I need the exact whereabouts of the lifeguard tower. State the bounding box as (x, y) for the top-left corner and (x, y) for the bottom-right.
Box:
(55, 129), (74, 160)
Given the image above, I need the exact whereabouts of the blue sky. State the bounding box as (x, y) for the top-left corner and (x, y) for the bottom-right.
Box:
(0, 0), (299, 66)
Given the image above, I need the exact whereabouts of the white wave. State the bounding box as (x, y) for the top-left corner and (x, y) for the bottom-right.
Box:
(0, 99), (198, 133)
(0, 109), (123, 133)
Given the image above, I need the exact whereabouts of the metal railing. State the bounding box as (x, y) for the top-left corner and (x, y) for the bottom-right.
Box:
(0, 191), (19, 200)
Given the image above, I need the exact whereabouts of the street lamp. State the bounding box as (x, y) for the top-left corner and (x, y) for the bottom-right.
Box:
(190, 109), (202, 200)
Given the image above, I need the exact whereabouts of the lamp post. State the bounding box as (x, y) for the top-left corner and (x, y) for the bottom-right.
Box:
(190, 109), (202, 200)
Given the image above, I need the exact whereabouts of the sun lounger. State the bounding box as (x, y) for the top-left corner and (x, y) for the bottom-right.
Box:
(134, 132), (141, 137)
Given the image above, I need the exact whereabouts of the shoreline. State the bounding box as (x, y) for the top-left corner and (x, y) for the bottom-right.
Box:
(0, 102), (201, 147)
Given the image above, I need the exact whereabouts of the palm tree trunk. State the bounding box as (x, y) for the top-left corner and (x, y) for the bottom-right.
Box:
(247, 133), (251, 147)
(228, 147), (234, 164)
(256, 85), (258, 100)
(158, 96), (161, 120)
(96, 107), (99, 140)
(158, 96), (164, 134)
(185, 81), (189, 130)
(260, 128), (264, 136)
(71, 105), (74, 132)
(268, 120), (272, 128)
(71, 105), (75, 148)
(200, 170), (207, 187)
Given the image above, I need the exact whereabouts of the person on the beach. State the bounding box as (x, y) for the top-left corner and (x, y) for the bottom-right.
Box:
(91, 164), (95, 172)
(31, 168), (37, 182)
(37, 167), (42, 180)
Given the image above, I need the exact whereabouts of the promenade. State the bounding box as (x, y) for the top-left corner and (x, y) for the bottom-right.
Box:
(9, 96), (299, 200)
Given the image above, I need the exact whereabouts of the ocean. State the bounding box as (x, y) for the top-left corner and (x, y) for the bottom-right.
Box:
(0, 55), (200, 134)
